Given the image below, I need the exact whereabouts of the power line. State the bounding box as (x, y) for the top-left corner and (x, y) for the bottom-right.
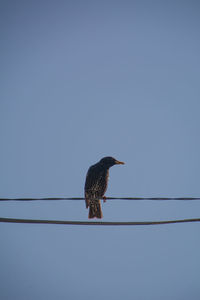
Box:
(0, 217), (200, 226)
(0, 197), (200, 202)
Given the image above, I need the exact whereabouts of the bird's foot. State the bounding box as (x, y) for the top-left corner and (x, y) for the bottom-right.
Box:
(103, 196), (107, 203)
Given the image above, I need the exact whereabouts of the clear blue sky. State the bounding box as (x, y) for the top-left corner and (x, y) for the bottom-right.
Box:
(1, 1), (200, 299)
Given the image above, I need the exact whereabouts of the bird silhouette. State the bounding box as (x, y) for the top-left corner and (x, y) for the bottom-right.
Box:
(84, 156), (124, 218)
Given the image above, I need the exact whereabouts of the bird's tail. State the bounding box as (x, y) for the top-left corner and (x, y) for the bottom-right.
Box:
(89, 200), (103, 219)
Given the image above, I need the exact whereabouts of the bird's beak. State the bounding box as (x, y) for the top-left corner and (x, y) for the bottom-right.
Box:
(115, 160), (125, 165)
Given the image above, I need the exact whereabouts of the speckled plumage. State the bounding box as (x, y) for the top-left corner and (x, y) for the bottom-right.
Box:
(84, 156), (124, 218)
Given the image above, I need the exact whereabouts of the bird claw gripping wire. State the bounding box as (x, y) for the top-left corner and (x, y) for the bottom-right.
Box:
(103, 196), (107, 203)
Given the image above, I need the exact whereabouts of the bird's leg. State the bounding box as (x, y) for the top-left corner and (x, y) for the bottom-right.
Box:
(103, 196), (107, 203)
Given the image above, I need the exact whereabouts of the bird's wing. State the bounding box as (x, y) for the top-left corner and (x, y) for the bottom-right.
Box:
(84, 165), (108, 208)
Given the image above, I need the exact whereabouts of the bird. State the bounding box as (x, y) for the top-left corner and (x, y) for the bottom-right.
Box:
(84, 156), (125, 218)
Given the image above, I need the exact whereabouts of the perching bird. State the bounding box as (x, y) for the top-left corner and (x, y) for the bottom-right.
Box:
(84, 156), (125, 218)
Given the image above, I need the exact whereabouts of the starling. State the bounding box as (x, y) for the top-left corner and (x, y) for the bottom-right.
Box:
(84, 156), (125, 219)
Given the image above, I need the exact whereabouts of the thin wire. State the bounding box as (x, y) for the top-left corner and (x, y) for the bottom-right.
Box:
(0, 217), (200, 226)
(0, 197), (200, 201)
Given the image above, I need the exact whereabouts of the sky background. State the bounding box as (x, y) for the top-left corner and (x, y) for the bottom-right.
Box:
(1, 0), (200, 299)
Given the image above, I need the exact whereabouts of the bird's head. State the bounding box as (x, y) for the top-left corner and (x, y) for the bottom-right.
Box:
(99, 156), (125, 168)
